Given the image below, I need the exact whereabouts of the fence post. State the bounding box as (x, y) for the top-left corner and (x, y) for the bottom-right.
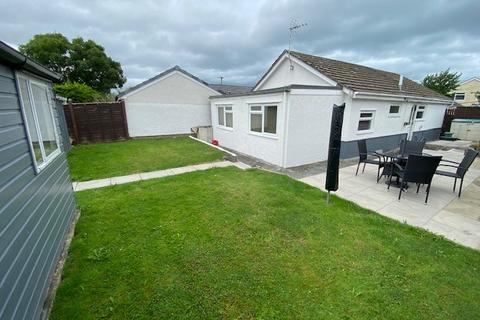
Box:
(119, 99), (130, 139)
(68, 103), (79, 144)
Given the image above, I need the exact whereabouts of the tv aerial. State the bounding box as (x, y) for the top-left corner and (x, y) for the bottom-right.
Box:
(288, 20), (308, 70)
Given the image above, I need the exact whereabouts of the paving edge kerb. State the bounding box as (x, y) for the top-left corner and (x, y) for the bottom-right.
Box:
(73, 161), (250, 192)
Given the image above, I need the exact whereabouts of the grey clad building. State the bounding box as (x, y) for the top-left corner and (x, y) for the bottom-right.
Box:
(0, 41), (76, 320)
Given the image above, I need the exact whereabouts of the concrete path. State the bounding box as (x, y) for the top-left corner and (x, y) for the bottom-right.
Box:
(73, 161), (250, 192)
(299, 149), (480, 250)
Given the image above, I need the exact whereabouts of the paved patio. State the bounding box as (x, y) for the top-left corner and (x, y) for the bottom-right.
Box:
(300, 149), (480, 250)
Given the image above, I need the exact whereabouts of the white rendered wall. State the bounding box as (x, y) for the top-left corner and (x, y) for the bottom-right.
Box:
(342, 98), (450, 142)
(210, 92), (286, 166)
(284, 91), (345, 167)
(210, 91), (448, 168)
(124, 71), (216, 137)
(125, 103), (211, 136)
(256, 57), (332, 91)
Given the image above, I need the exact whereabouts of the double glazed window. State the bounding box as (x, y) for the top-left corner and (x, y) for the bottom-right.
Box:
(358, 111), (375, 131)
(389, 105), (400, 115)
(217, 105), (233, 128)
(17, 74), (60, 171)
(250, 105), (277, 135)
(415, 106), (426, 120)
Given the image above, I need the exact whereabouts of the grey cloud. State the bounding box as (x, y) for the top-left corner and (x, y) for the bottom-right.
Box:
(1, 0), (479, 87)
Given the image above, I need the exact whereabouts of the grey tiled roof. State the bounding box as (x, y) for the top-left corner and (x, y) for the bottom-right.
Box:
(289, 51), (449, 100)
(255, 50), (450, 101)
(208, 84), (252, 95)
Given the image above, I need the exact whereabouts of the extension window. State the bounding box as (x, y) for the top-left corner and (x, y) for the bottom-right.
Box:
(17, 73), (60, 172)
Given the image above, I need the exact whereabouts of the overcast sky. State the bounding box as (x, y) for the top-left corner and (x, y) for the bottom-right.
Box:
(1, 0), (479, 88)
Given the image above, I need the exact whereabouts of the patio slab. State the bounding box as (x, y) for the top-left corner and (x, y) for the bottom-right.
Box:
(299, 149), (480, 250)
(425, 139), (473, 150)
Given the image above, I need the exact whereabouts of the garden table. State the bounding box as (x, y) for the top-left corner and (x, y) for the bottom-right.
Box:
(375, 150), (432, 188)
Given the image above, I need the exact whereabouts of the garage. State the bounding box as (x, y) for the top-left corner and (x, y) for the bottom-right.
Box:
(118, 65), (250, 137)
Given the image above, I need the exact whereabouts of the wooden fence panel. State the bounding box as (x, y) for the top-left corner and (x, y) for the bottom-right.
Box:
(441, 108), (456, 133)
(442, 107), (480, 133)
(63, 101), (129, 144)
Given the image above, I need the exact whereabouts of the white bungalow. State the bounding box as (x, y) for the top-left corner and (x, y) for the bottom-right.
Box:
(210, 50), (452, 168)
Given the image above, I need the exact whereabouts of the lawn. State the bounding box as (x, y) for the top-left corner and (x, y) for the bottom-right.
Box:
(67, 137), (225, 181)
(51, 167), (480, 319)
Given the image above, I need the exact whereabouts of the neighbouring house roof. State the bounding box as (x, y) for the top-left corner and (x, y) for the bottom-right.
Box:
(255, 50), (450, 101)
(118, 65), (217, 98)
(208, 84), (252, 95)
(0, 41), (61, 82)
(210, 84), (342, 99)
(458, 77), (480, 85)
(118, 65), (252, 98)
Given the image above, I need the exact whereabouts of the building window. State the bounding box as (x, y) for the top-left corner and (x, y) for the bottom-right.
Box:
(217, 105), (233, 128)
(250, 105), (277, 135)
(217, 107), (224, 126)
(389, 105), (400, 115)
(415, 106), (426, 120)
(454, 93), (465, 101)
(357, 111), (375, 131)
(17, 75), (60, 171)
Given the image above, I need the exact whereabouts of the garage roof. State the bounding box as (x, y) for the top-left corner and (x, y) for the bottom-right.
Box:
(208, 84), (252, 95)
(118, 65), (252, 98)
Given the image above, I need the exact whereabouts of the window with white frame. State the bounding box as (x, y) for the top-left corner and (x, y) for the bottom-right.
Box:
(454, 93), (465, 101)
(357, 111), (375, 131)
(17, 74), (60, 171)
(389, 105), (400, 115)
(415, 105), (426, 120)
(249, 105), (277, 135)
(217, 105), (233, 128)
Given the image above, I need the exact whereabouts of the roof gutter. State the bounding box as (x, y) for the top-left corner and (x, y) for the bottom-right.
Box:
(0, 41), (61, 82)
(352, 90), (452, 104)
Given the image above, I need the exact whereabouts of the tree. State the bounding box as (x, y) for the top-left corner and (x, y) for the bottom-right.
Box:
(19, 33), (70, 78)
(422, 69), (461, 97)
(20, 34), (126, 93)
(68, 38), (126, 93)
(53, 82), (101, 103)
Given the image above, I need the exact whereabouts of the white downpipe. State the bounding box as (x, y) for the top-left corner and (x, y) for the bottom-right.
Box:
(281, 90), (290, 168)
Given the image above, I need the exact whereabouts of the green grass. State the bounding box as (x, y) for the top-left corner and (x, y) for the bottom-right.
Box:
(67, 137), (225, 181)
(52, 168), (480, 319)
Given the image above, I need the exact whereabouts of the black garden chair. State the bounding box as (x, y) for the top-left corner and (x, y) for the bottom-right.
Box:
(400, 139), (426, 156)
(435, 148), (479, 197)
(388, 154), (442, 203)
(413, 136), (427, 142)
(356, 139), (385, 182)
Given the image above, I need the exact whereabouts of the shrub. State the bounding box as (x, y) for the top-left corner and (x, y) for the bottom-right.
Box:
(53, 82), (102, 103)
